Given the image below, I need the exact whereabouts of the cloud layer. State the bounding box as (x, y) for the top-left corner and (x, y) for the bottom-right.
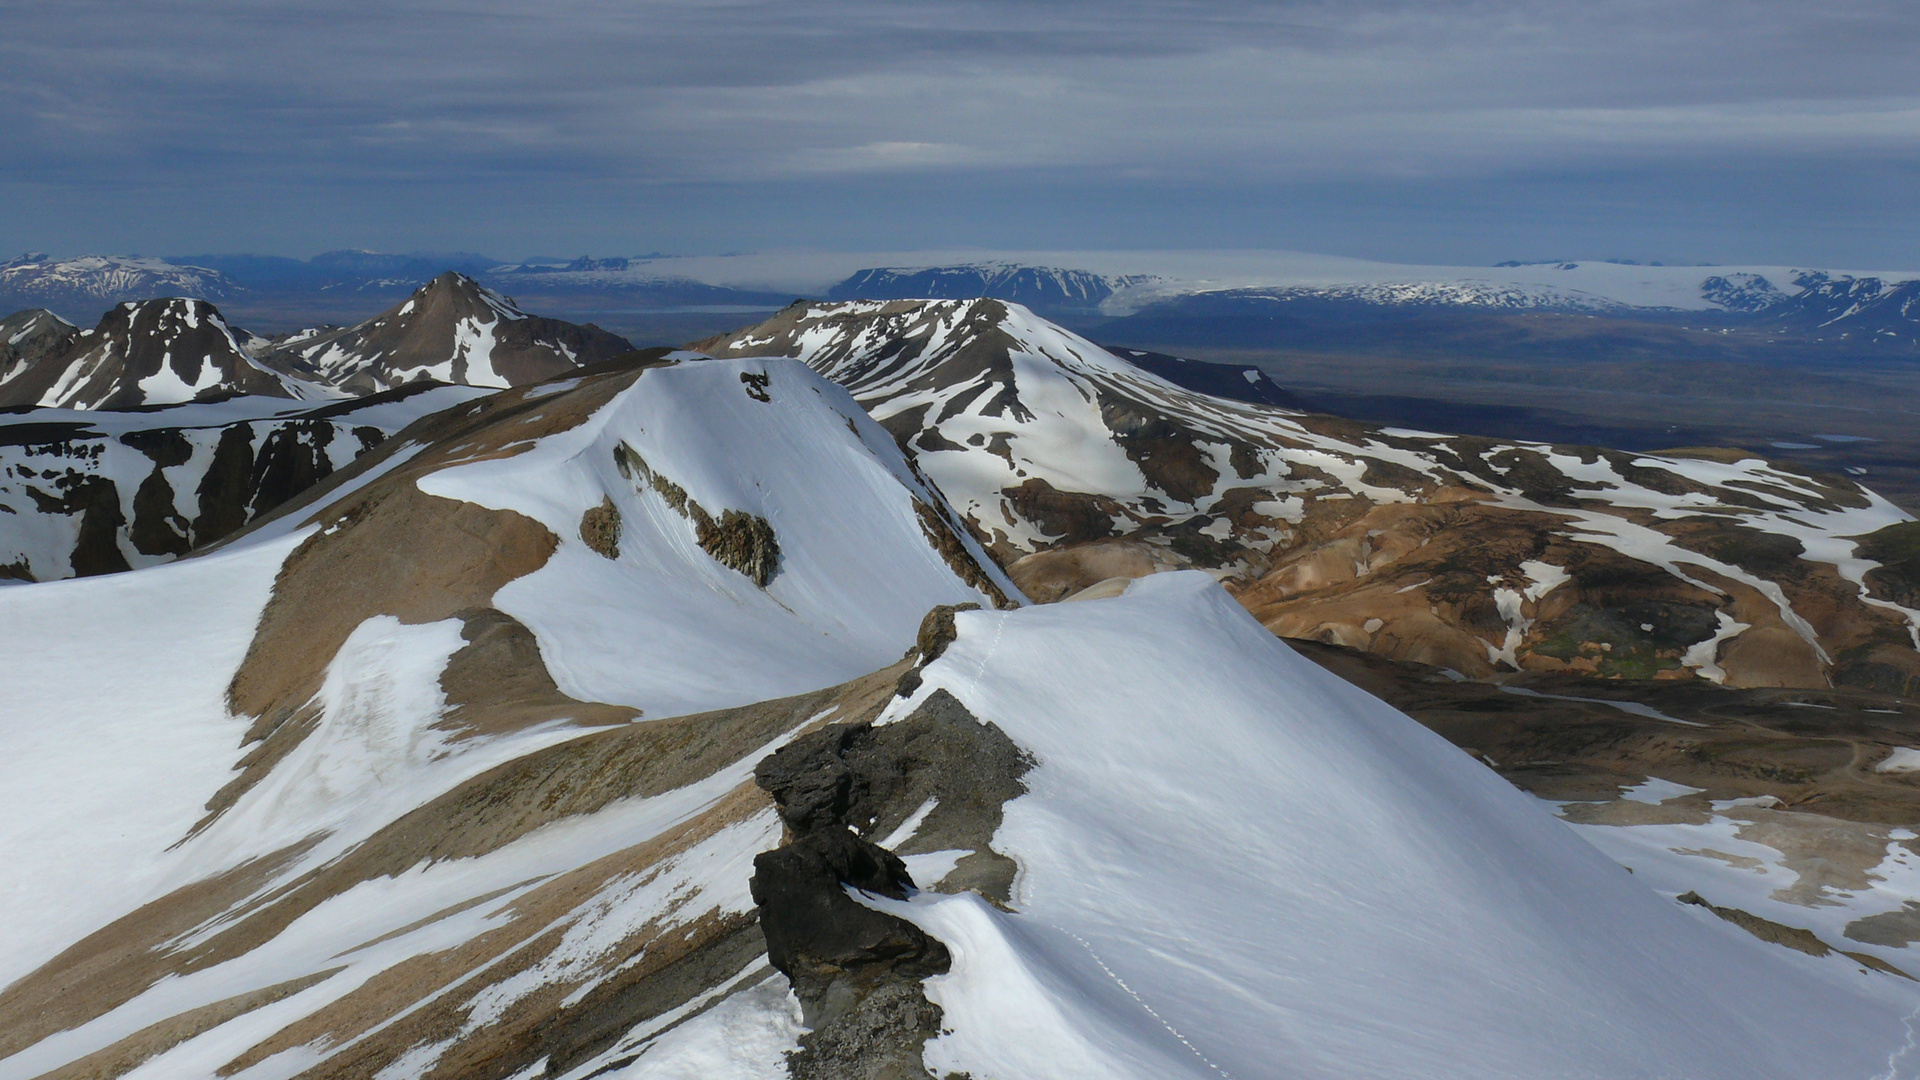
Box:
(4, 0), (1917, 262)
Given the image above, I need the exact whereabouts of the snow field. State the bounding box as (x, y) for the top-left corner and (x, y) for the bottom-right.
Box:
(418, 356), (1013, 716)
(866, 571), (1920, 1080)
(0, 533), (299, 987)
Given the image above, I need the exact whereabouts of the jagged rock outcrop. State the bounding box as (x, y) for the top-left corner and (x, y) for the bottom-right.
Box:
(751, 679), (1031, 1079)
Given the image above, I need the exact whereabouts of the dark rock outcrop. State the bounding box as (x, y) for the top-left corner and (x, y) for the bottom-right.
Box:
(751, 685), (1033, 1079)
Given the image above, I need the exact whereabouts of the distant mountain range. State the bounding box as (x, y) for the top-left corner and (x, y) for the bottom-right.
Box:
(0, 254), (239, 312)
(0, 273), (638, 409)
(9, 250), (1918, 351)
(824, 264), (1153, 312)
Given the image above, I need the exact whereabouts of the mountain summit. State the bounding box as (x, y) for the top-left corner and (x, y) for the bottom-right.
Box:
(261, 271), (634, 394)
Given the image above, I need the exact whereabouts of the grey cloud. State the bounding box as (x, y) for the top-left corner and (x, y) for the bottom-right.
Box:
(1, 0), (1916, 258)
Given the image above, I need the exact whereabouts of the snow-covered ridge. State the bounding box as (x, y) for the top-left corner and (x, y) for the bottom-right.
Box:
(854, 573), (1920, 1080)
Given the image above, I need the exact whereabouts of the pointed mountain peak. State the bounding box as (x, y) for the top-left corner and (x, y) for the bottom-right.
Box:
(695, 297), (1152, 407)
(409, 270), (527, 322)
(260, 270), (631, 395)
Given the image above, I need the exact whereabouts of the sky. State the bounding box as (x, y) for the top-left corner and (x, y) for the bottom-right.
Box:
(4, 0), (1919, 267)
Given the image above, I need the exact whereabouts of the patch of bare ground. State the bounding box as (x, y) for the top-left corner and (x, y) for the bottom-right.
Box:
(1007, 538), (1187, 603)
(1199, 491), (1920, 692)
(194, 366), (693, 836)
(0, 843), (319, 1062)
(39, 969), (343, 1080)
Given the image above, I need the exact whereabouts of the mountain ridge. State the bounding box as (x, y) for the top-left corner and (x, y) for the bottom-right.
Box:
(698, 298), (1920, 694)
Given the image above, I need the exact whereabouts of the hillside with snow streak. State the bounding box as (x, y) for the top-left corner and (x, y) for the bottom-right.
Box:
(0, 354), (1014, 1078)
(0, 384), (486, 581)
(700, 299), (1920, 694)
(7, 557), (1919, 1078)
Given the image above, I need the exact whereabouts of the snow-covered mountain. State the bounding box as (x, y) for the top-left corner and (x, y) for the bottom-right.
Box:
(0, 298), (312, 409)
(5, 351), (1919, 1080)
(0, 254), (239, 317)
(699, 299), (1920, 694)
(259, 272), (635, 393)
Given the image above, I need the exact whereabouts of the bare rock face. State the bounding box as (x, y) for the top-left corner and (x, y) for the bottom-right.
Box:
(699, 506), (781, 586)
(751, 685), (1032, 1079)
